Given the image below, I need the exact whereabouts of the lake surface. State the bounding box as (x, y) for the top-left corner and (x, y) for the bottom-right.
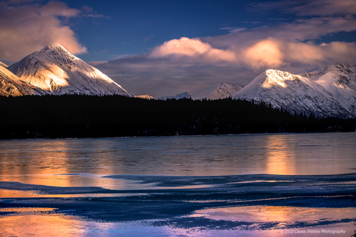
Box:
(0, 133), (356, 236)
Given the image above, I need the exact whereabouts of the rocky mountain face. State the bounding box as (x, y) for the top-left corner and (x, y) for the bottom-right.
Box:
(8, 44), (131, 96)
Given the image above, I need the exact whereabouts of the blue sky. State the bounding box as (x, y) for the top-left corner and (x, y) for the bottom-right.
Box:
(60, 0), (291, 62)
(1, 0), (356, 96)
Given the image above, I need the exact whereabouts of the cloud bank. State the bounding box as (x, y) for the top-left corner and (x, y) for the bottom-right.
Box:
(0, 1), (86, 61)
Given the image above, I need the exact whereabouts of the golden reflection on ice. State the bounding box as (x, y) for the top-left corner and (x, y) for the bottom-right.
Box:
(0, 139), (130, 190)
(0, 213), (84, 237)
(0, 189), (40, 198)
(0, 207), (56, 214)
(265, 135), (296, 175)
(194, 206), (356, 227)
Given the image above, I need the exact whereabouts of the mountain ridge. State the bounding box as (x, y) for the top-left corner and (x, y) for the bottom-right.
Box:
(193, 82), (242, 100)
(233, 66), (355, 118)
(0, 63), (45, 96)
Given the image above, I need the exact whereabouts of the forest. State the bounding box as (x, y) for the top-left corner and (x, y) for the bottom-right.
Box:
(0, 95), (355, 139)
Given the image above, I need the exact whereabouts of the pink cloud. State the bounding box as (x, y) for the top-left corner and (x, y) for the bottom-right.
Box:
(148, 32), (356, 70)
(150, 37), (237, 63)
(287, 41), (356, 64)
(0, 2), (86, 61)
(39, 2), (80, 17)
(243, 38), (284, 68)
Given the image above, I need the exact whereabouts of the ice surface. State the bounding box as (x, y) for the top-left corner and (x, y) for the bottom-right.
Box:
(1, 134), (355, 236)
(1, 173), (355, 236)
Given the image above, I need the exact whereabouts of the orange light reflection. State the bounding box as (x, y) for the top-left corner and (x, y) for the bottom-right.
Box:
(265, 135), (296, 175)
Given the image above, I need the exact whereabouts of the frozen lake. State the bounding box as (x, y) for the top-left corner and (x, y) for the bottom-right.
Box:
(0, 133), (355, 236)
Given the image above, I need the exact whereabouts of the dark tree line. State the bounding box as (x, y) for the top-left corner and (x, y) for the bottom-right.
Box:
(0, 95), (355, 139)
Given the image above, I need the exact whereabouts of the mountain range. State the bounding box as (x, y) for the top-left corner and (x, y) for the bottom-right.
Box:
(159, 92), (192, 100)
(138, 83), (242, 101)
(1, 44), (355, 118)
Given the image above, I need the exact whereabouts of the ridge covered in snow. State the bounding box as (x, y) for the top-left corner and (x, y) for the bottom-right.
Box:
(8, 44), (131, 96)
(233, 66), (355, 118)
(0, 62), (45, 97)
(302, 63), (356, 116)
(159, 92), (192, 100)
(193, 82), (242, 100)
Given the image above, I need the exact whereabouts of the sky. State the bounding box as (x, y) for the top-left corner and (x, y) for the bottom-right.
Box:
(1, 0), (356, 96)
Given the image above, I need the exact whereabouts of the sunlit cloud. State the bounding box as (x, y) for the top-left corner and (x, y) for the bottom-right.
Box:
(286, 41), (356, 64)
(243, 38), (284, 68)
(148, 32), (356, 70)
(0, 1), (86, 61)
(150, 37), (237, 63)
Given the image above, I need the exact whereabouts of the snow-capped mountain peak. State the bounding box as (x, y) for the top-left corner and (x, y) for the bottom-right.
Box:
(264, 70), (300, 88)
(8, 43), (131, 96)
(38, 43), (79, 65)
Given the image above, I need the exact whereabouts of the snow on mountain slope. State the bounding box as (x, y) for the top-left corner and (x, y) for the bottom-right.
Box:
(302, 63), (356, 116)
(0, 62), (45, 96)
(135, 94), (156, 100)
(233, 69), (353, 118)
(193, 82), (242, 100)
(159, 92), (192, 100)
(8, 44), (131, 96)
